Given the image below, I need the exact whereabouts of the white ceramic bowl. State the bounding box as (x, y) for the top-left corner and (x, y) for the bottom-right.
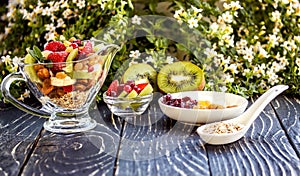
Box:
(158, 91), (248, 124)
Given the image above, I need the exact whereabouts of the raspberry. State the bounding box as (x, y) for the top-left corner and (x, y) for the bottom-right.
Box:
(47, 51), (69, 72)
(81, 41), (93, 55)
(44, 41), (66, 52)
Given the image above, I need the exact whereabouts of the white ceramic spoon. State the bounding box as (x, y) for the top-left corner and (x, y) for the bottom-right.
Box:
(196, 84), (289, 145)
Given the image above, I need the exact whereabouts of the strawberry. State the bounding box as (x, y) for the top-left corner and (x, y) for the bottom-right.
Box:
(47, 51), (69, 72)
(81, 41), (93, 55)
(44, 41), (66, 52)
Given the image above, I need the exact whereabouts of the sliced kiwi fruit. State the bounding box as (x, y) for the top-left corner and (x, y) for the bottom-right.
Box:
(65, 48), (78, 73)
(122, 63), (157, 88)
(157, 61), (205, 93)
(24, 54), (42, 84)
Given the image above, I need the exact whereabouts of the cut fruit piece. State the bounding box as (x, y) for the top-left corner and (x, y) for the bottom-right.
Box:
(24, 54), (42, 84)
(65, 48), (78, 73)
(126, 89), (138, 98)
(72, 70), (95, 79)
(122, 63), (157, 88)
(118, 91), (128, 98)
(137, 83), (148, 90)
(138, 84), (153, 96)
(107, 80), (119, 95)
(157, 61), (205, 93)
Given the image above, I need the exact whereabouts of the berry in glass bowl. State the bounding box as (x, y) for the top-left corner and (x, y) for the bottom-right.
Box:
(103, 79), (153, 117)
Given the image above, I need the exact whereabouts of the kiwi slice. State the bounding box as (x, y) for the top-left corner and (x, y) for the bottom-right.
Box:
(122, 63), (157, 87)
(65, 48), (78, 73)
(157, 61), (204, 93)
(24, 54), (42, 84)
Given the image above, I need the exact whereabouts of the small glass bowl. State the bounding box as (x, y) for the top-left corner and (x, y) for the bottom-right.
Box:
(103, 91), (153, 117)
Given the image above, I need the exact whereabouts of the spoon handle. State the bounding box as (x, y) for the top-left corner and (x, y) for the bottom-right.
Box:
(240, 85), (288, 125)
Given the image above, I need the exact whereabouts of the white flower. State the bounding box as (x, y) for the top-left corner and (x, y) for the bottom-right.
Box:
(187, 18), (199, 28)
(294, 36), (300, 43)
(230, 1), (243, 10)
(63, 9), (72, 19)
(42, 7), (52, 16)
(223, 2), (231, 10)
(268, 34), (280, 47)
(129, 50), (141, 59)
(271, 61), (282, 72)
(57, 18), (65, 28)
(1, 55), (11, 65)
(243, 47), (254, 63)
(145, 56), (154, 63)
(242, 68), (251, 76)
(219, 86), (228, 92)
(191, 5), (203, 14)
(271, 10), (281, 22)
(12, 56), (21, 67)
(227, 63), (239, 74)
(78, 0), (86, 9)
(225, 74), (234, 83)
(45, 23), (56, 32)
(44, 32), (55, 41)
(166, 56), (174, 64)
(258, 47), (269, 58)
(267, 70), (279, 85)
(204, 48), (217, 58)
(222, 11), (233, 23)
(210, 22), (219, 33)
(278, 56), (289, 67)
(295, 57), (300, 67)
(132, 15), (141, 25)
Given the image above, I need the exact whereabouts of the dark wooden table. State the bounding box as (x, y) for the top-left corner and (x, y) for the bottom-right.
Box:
(0, 94), (299, 176)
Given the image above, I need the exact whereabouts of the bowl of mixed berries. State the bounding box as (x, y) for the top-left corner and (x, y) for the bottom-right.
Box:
(103, 79), (153, 117)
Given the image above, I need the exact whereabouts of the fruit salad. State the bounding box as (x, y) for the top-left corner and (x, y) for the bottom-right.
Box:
(23, 37), (106, 109)
(103, 79), (154, 116)
(106, 79), (153, 98)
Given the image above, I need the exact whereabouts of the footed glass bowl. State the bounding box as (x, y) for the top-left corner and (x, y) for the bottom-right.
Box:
(103, 91), (153, 117)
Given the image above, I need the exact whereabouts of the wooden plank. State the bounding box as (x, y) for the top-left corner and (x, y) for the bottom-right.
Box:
(206, 96), (300, 175)
(271, 95), (300, 156)
(0, 101), (45, 176)
(115, 96), (210, 176)
(21, 103), (123, 176)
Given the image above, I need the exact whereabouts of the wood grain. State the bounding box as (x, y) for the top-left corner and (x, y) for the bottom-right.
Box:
(207, 97), (300, 175)
(0, 95), (299, 176)
(0, 101), (45, 176)
(271, 96), (300, 156)
(116, 96), (300, 176)
(115, 96), (210, 176)
(21, 103), (123, 176)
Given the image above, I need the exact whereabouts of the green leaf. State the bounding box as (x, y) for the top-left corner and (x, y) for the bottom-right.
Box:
(28, 45), (45, 63)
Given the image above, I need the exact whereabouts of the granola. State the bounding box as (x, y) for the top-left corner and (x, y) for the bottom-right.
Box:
(203, 122), (244, 134)
(50, 90), (89, 109)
